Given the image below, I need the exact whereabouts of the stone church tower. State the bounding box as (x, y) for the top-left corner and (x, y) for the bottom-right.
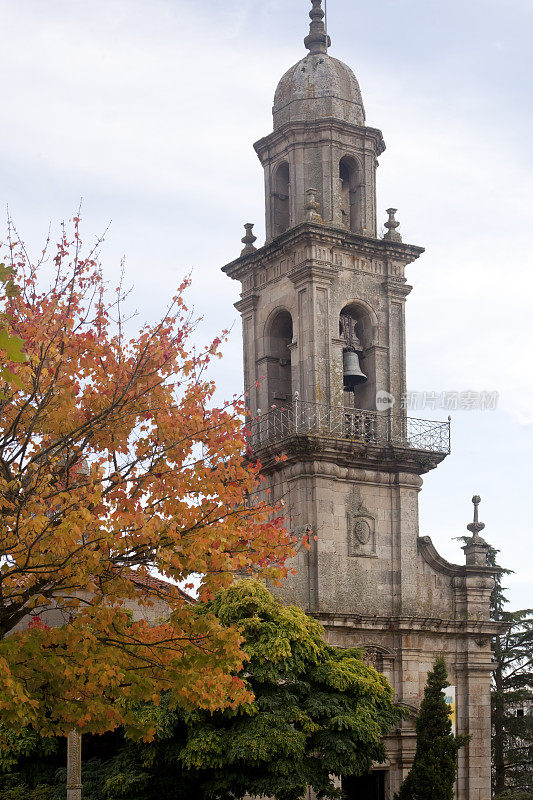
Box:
(223, 3), (499, 798)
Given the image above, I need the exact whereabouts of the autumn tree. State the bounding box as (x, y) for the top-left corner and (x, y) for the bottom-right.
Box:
(0, 219), (292, 740)
(0, 580), (402, 800)
(0, 262), (26, 387)
(395, 658), (469, 800)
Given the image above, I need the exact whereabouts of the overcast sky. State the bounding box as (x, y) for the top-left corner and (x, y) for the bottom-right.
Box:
(1, 0), (531, 608)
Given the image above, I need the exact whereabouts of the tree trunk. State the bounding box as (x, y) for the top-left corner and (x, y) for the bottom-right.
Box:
(66, 730), (82, 800)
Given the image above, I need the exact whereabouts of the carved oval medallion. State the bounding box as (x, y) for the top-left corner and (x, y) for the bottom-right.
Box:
(354, 519), (371, 545)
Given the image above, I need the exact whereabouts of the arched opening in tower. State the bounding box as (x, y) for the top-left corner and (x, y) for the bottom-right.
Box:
(339, 155), (362, 233)
(339, 303), (375, 410)
(273, 162), (290, 236)
(267, 309), (293, 407)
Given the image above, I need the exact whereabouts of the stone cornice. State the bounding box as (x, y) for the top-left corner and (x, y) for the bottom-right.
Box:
(365, 344), (389, 354)
(256, 355), (279, 366)
(383, 278), (413, 299)
(282, 460), (423, 488)
(234, 294), (259, 314)
(289, 260), (338, 287)
(254, 119), (386, 160)
(222, 222), (424, 284)
(313, 612), (504, 639)
(251, 433), (447, 476)
(418, 536), (498, 579)
(417, 536), (464, 577)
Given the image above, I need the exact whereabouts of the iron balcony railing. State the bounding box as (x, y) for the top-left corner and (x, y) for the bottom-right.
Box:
(250, 397), (451, 455)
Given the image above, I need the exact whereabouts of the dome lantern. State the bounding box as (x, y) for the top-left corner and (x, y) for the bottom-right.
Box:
(254, 0), (384, 240)
(272, 0), (365, 130)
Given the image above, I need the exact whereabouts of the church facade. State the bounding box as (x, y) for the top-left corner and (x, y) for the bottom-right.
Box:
(223, 3), (499, 798)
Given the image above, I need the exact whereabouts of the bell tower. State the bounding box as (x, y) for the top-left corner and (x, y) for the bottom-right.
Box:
(222, 4), (499, 799)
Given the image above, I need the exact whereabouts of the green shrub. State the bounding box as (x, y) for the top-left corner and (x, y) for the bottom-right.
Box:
(495, 793), (533, 800)
(0, 784), (59, 800)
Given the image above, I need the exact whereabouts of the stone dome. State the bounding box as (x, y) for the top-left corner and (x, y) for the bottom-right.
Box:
(273, 52), (366, 130)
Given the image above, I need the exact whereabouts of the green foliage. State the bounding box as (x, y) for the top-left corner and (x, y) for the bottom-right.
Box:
(0, 727), (63, 800)
(0, 731), (150, 800)
(0, 785), (58, 800)
(174, 580), (402, 800)
(0, 581), (402, 800)
(63, 749), (154, 799)
(0, 726), (57, 773)
(495, 793), (533, 800)
(395, 658), (468, 800)
(489, 546), (533, 795)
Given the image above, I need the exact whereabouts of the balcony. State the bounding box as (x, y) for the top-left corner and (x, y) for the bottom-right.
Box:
(250, 399), (451, 456)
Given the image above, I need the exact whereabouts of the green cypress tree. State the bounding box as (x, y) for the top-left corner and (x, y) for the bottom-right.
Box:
(396, 658), (469, 800)
(488, 546), (533, 796)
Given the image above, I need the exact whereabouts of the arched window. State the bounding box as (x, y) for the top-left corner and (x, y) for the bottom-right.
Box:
(339, 156), (362, 233)
(273, 162), (290, 236)
(339, 302), (375, 410)
(267, 309), (293, 406)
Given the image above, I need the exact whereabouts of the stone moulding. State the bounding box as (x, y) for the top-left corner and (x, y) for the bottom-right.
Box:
(254, 119), (386, 159)
(314, 612), (503, 638)
(249, 433), (448, 476)
(417, 536), (464, 577)
(222, 221), (425, 284)
(418, 535), (498, 580)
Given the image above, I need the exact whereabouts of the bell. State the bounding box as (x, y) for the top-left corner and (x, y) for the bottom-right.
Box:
(343, 348), (367, 389)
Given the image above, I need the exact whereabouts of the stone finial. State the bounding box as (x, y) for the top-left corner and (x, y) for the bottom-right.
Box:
(304, 0), (331, 55)
(467, 494), (486, 540)
(463, 494), (490, 566)
(305, 188), (323, 223)
(383, 208), (402, 243)
(240, 223), (257, 255)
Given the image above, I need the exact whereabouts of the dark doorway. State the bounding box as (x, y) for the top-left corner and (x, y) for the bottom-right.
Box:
(342, 770), (387, 800)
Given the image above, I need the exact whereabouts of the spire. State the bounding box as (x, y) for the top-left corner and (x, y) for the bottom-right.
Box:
(304, 0), (331, 55)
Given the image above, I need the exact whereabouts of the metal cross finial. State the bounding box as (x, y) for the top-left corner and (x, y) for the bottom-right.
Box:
(304, 0), (331, 55)
(467, 494), (486, 540)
